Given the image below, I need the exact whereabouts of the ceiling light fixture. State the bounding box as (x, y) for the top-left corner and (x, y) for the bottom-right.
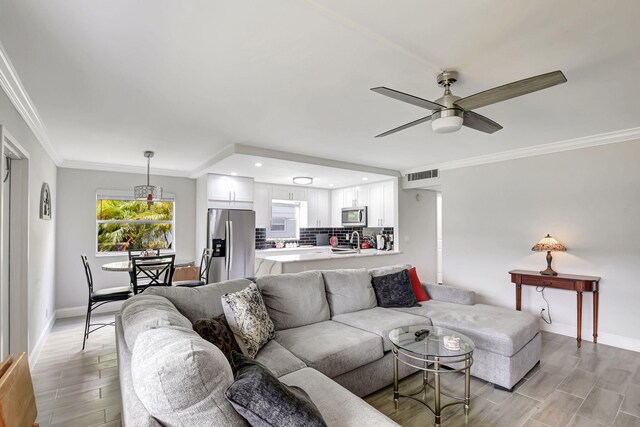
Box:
(362, 177), (369, 181)
(134, 151), (162, 207)
(329, 184), (334, 187)
(254, 162), (263, 167)
(431, 108), (464, 134)
(293, 176), (313, 185)
(231, 172), (238, 176)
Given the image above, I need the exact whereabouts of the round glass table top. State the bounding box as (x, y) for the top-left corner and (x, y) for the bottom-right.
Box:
(389, 325), (475, 358)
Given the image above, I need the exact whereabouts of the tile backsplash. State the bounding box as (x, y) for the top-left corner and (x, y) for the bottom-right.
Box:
(255, 227), (394, 250)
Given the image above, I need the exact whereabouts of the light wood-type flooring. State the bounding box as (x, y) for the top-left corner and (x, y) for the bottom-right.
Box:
(31, 314), (640, 427)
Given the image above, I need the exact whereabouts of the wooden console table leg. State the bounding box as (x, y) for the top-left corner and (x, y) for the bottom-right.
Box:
(576, 291), (583, 348)
(593, 289), (599, 343)
(516, 284), (522, 311)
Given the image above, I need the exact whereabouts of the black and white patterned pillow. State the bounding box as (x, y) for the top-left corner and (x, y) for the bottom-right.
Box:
(371, 269), (420, 308)
(221, 283), (275, 359)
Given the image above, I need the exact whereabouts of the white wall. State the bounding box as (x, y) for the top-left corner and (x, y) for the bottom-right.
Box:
(441, 139), (640, 351)
(396, 188), (438, 284)
(55, 168), (196, 312)
(0, 90), (57, 355)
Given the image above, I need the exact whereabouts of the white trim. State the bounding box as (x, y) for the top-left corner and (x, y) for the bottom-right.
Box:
(56, 301), (124, 319)
(540, 321), (640, 353)
(29, 311), (56, 367)
(60, 160), (190, 178)
(0, 41), (61, 165)
(402, 127), (640, 175)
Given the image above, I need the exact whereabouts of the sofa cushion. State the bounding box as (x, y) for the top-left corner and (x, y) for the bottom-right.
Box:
(371, 269), (419, 308)
(131, 326), (246, 427)
(393, 300), (540, 357)
(332, 307), (431, 352)
(255, 340), (307, 378)
(121, 295), (192, 350)
(368, 264), (412, 278)
(145, 279), (252, 322)
(257, 271), (330, 330)
(222, 283), (275, 358)
(321, 269), (376, 316)
(226, 353), (327, 427)
(275, 320), (383, 378)
(280, 368), (399, 426)
(192, 314), (241, 367)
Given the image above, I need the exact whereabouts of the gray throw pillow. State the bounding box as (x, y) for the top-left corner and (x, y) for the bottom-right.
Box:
(226, 352), (327, 427)
(371, 269), (420, 308)
(222, 283), (275, 359)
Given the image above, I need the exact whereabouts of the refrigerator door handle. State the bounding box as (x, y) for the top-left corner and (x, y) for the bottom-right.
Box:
(225, 220), (231, 274)
(228, 220), (234, 274)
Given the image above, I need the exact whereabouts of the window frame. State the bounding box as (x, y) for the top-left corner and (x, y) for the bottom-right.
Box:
(95, 189), (177, 257)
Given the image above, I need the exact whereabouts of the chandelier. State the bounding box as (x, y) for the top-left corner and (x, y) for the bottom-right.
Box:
(134, 151), (162, 206)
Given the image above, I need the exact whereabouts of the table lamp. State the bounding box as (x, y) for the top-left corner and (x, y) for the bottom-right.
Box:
(531, 234), (566, 276)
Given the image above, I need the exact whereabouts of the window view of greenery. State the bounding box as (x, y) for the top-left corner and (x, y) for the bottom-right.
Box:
(96, 199), (174, 253)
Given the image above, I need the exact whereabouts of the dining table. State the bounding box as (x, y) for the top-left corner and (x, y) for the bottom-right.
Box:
(101, 259), (195, 272)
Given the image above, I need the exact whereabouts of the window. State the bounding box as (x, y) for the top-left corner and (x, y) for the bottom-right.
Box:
(96, 191), (175, 254)
(266, 201), (300, 240)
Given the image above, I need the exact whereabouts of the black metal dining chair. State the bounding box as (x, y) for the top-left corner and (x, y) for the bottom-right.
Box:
(173, 248), (214, 288)
(81, 254), (132, 350)
(131, 254), (175, 294)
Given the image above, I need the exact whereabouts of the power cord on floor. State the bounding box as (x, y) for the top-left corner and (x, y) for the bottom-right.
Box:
(536, 286), (552, 324)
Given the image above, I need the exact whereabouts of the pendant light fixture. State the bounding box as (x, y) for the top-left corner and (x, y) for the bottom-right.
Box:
(134, 151), (162, 206)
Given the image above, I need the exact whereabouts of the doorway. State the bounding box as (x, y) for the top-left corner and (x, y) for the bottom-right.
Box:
(0, 126), (29, 359)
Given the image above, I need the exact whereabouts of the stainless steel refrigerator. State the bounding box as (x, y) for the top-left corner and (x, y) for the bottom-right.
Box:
(207, 209), (255, 282)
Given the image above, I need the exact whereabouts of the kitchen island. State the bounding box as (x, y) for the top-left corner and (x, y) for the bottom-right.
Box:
(255, 246), (402, 275)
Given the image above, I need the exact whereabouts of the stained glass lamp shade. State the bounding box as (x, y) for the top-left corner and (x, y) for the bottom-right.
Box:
(531, 234), (566, 276)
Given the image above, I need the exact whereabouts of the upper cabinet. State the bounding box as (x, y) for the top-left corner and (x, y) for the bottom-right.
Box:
(368, 181), (395, 227)
(254, 183), (272, 229)
(207, 174), (254, 209)
(343, 186), (368, 207)
(307, 188), (331, 228)
(271, 185), (308, 201)
(331, 189), (344, 227)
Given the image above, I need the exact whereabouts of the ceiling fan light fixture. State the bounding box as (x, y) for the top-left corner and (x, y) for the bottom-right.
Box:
(431, 108), (464, 134)
(293, 176), (313, 185)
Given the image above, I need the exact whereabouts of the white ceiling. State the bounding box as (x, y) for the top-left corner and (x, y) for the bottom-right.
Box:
(1, 1), (639, 174)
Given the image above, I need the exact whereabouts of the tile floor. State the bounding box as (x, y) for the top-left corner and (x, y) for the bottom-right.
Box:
(31, 314), (640, 427)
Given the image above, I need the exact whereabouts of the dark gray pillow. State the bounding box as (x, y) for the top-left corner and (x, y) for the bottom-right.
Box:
(226, 353), (327, 427)
(371, 269), (420, 308)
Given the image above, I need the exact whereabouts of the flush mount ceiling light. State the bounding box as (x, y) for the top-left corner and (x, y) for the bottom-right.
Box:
(254, 162), (263, 167)
(134, 151), (162, 206)
(293, 176), (313, 185)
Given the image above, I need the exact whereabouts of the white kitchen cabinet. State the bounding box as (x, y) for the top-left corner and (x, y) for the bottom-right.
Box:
(331, 188), (344, 227)
(307, 188), (331, 228)
(271, 185), (308, 201)
(207, 174), (254, 208)
(343, 186), (369, 207)
(254, 183), (272, 228)
(367, 180), (395, 227)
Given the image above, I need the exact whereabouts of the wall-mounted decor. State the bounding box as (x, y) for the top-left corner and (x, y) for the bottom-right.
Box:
(40, 182), (51, 220)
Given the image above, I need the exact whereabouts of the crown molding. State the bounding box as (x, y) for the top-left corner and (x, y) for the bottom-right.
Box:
(401, 127), (640, 175)
(59, 159), (191, 178)
(0, 41), (61, 165)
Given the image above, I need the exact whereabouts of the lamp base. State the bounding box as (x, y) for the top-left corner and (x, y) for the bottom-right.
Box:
(539, 267), (558, 276)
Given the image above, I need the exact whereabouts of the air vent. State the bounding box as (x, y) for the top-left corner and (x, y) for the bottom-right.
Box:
(407, 169), (439, 182)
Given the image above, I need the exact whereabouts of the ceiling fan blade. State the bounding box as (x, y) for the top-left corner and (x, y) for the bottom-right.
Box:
(371, 87), (444, 110)
(375, 115), (432, 138)
(463, 111), (503, 134)
(455, 70), (567, 111)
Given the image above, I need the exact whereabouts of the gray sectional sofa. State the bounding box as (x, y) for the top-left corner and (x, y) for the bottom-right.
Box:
(116, 265), (541, 426)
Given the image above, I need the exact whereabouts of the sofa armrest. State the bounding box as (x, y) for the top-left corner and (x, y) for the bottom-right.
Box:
(422, 283), (476, 305)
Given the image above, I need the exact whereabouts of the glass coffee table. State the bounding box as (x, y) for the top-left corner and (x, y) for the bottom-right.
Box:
(389, 325), (474, 427)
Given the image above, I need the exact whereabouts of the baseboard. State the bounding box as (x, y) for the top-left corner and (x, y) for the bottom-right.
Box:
(540, 321), (640, 353)
(56, 300), (125, 319)
(29, 311), (56, 367)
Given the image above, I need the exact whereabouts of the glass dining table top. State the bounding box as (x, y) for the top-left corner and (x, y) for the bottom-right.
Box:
(101, 259), (194, 272)
(389, 325), (475, 358)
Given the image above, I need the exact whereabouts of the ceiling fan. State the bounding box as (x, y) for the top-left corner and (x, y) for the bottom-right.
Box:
(371, 70), (567, 137)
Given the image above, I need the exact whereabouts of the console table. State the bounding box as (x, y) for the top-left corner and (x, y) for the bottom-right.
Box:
(508, 270), (600, 348)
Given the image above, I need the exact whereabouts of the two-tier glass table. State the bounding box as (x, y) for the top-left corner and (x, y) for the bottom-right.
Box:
(389, 325), (475, 427)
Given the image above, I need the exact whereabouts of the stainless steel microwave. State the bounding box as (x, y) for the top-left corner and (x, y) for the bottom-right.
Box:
(341, 206), (368, 227)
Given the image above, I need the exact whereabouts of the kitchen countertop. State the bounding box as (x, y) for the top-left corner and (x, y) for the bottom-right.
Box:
(256, 247), (401, 263)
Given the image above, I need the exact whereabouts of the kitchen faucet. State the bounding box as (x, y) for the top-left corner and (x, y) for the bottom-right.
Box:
(350, 231), (361, 254)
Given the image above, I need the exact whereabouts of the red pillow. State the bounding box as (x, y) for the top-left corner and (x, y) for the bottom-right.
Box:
(408, 267), (430, 301)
